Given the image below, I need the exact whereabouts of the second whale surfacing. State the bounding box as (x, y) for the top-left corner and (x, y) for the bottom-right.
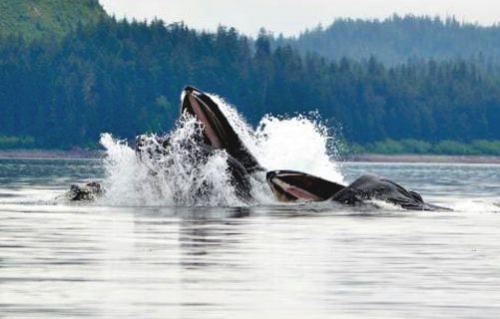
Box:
(266, 170), (451, 211)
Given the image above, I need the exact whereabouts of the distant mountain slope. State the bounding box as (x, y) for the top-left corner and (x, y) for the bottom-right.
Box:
(0, 0), (106, 40)
(277, 15), (500, 65)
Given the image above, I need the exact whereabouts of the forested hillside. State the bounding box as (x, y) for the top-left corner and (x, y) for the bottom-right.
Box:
(277, 15), (500, 65)
(1, 18), (500, 151)
(0, 0), (106, 40)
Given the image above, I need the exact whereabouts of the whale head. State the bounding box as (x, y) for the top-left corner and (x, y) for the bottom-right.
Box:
(181, 86), (263, 173)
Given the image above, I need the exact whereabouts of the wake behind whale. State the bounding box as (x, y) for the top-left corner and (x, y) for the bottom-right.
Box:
(76, 87), (447, 210)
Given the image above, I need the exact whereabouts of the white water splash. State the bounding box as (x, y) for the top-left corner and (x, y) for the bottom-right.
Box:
(100, 117), (239, 206)
(254, 115), (344, 183)
(211, 94), (344, 183)
(99, 94), (344, 206)
(448, 198), (500, 213)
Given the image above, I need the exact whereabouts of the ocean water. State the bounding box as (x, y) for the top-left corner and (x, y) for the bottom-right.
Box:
(1, 158), (499, 319)
(2, 94), (500, 318)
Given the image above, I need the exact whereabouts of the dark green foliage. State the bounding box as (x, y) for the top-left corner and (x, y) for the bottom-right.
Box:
(0, 18), (499, 151)
(0, 136), (35, 149)
(0, 0), (106, 41)
(471, 140), (500, 155)
(277, 15), (500, 65)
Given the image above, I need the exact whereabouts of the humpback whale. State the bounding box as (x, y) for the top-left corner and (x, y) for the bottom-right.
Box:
(266, 170), (450, 211)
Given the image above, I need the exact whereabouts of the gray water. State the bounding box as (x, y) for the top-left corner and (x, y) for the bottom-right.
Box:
(1, 158), (500, 318)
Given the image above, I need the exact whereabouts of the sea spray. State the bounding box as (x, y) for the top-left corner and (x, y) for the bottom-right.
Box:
(254, 115), (344, 184)
(210, 94), (344, 183)
(99, 94), (345, 206)
(100, 117), (241, 206)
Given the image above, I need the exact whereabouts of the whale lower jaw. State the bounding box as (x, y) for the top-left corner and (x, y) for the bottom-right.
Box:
(266, 170), (346, 202)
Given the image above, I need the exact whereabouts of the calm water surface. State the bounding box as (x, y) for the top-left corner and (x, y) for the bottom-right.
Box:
(1, 159), (500, 318)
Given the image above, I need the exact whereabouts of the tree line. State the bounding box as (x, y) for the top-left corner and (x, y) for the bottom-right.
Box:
(0, 18), (499, 152)
(277, 15), (500, 66)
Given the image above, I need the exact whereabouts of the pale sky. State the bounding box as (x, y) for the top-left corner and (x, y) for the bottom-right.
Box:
(100, 0), (500, 37)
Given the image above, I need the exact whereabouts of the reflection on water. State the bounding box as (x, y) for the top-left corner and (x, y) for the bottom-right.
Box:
(1, 159), (500, 318)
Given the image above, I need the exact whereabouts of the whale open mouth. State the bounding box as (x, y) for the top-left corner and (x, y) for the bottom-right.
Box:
(181, 86), (263, 173)
(266, 170), (346, 202)
(181, 86), (225, 148)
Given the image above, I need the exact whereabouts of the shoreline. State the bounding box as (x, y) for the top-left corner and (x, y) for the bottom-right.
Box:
(344, 154), (500, 164)
(1, 150), (500, 164)
(0, 149), (102, 160)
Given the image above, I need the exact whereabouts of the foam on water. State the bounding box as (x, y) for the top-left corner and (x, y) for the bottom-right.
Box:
(99, 94), (344, 206)
(448, 198), (500, 213)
